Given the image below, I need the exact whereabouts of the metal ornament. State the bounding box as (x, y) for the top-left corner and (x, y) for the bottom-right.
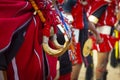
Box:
(83, 38), (93, 57)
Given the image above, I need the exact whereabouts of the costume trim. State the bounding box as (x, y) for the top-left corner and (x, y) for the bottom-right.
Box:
(88, 15), (99, 24)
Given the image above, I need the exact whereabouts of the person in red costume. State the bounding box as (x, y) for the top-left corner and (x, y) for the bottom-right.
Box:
(110, 1), (120, 68)
(87, 0), (120, 80)
(57, 0), (102, 80)
(0, 0), (70, 80)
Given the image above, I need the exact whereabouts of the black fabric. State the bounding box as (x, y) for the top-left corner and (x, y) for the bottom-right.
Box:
(43, 50), (49, 79)
(0, 54), (8, 70)
(79, 28), (88, 51)
(110, 27), (114, 36)
(102, 71), (108, 80)
(118, 21), (120, 24)
(0, 18), (31, 70)
(62, 0), (77, 13)
(57, 29), (65, 44)
(79, 10), (88, 50)
(57, 28), (72, 75)
(92, 5), (108, 19)
(110, 48), (118, 68)
(59, 51), (72, 75)
(85, 55), (94, 80)
(118, 59), (120, 64)
(83, 9), (89, 29)
(85, 65), (94, 80)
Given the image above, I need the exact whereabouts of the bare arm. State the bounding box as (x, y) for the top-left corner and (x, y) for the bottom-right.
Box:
(88, 21), (103, 43)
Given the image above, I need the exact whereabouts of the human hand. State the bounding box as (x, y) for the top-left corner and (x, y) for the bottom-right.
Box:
(115, 21), (120, 32)
(95, 33), (103, 44)
(115, 24), (120, 32)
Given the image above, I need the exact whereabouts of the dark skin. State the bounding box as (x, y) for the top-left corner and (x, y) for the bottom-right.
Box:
(88, 21), (103, 44)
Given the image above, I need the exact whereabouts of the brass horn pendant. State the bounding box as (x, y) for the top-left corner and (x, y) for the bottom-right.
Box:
(51, 23), (72, 49)
(42, 35), (71, 57)
(51, 34), (64, 49)
(49, 27), (64, 49)
(42, 23), (71, 57)
(83, 38), (93, 57)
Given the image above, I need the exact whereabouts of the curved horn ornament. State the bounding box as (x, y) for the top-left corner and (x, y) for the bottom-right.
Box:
(42, 24), (71, 57)
(42, 35), (71, 57)
(51, 34), (64, 49)
(50, 26), (64, 49)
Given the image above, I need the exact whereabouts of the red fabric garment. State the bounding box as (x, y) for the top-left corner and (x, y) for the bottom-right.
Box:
(90, 34), (119, 52)
(57, 0), (64, 4)
(0, 0), (57, 80)
(7, 17), (45, 79)
(0, 2), (32, 50)
(43, 2), (60, 37)
(97, 0), (117, 26)
(119, 32), (120, 39)
(71, 2), (84, 29)
(88, 0), (108, 15)
(68, 43), (82, 65)
(46, 54), (57, 80)
(46, 40), (58, 79)
(75, 43), (82, 64)
(84, 0), (93, 15)
(88, 0), (117, 26)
